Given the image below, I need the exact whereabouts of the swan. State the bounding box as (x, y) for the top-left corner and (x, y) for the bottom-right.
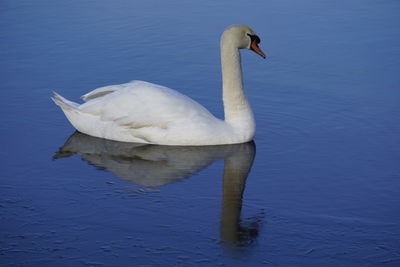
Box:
(52, 25), (266, 146)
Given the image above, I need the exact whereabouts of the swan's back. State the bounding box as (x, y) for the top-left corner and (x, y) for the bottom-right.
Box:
(80, 81), (215, 127)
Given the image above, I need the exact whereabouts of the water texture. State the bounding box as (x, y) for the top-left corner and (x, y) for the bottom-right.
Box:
(1, 0), (399, 266)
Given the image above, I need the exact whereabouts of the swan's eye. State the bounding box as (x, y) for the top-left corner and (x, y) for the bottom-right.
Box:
(247, 33), (261, 44)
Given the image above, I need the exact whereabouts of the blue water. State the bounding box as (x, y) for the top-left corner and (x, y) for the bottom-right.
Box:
(1, 0), (400, 266)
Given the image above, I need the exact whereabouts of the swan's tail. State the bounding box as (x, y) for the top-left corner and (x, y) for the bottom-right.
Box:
(52, 92), (88, 135)
(51, 92), (80, 111)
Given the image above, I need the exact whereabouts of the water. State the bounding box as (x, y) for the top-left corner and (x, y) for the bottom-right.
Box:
(1, 0), (399, 266)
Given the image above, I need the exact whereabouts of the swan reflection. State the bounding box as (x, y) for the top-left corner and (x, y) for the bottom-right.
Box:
(54, 131), (260, 246)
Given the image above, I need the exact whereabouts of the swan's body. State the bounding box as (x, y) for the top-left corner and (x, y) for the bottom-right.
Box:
(52, 25), (265, 146)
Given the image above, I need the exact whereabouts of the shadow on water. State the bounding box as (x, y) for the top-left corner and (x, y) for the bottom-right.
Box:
(54, 131), (263, 248)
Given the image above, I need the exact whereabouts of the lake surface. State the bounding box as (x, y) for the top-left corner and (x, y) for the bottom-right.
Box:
(1, 0), (399, 266)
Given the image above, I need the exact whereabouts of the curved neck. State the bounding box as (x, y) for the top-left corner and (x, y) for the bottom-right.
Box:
(220, 38), (255, 132)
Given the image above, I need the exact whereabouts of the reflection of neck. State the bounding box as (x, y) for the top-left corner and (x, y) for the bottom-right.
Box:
(220, 144), (255, 244)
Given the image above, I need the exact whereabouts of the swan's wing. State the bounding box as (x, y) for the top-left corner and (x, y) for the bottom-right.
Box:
(79, 80), (217, 129)
(81, 83), (131, 102)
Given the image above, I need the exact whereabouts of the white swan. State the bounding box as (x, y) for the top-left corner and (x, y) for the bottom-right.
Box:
(52, 25), (266, 146)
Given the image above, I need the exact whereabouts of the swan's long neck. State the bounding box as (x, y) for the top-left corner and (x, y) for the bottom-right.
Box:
(220, 35), (255, 138)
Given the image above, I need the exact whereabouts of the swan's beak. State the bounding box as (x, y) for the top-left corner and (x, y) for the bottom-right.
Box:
(250, 41), (266, 59)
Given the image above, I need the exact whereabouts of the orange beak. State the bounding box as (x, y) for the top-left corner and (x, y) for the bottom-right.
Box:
(250, 41), (266, 59)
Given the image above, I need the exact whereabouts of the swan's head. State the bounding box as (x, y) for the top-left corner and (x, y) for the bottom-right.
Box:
(222, 25), (266, 59)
